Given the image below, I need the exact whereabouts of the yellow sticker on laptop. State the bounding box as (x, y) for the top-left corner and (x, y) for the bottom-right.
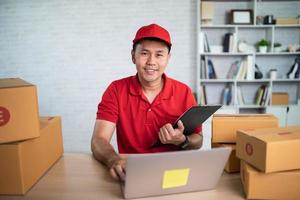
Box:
(162, 168), (190, 189)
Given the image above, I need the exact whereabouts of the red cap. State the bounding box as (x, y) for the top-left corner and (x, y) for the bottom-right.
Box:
(133, 24), (172, 47)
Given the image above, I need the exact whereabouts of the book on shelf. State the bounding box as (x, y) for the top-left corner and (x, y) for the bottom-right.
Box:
(223, 32), (237, 53)
(207, 59), (217, 79)
(237, 86), (245, 105)
(222, 85), (232, 106)
(200, 85), (207, 105)
(226, 60), (241, 79)
(200, 56), (217, 79)
(255, 85), (270, 106)
(236, 59), (247, 80)
(246, 56), (254, 80)
(204, 33), (210, 52)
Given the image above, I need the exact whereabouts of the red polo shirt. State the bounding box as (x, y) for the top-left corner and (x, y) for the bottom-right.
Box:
(97, 74), (202, 153)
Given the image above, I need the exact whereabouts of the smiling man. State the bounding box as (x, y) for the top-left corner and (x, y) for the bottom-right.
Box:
(91, 24), (203, 181)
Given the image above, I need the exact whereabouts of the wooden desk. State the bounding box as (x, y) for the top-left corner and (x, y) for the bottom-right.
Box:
(0, 153), (245, 200)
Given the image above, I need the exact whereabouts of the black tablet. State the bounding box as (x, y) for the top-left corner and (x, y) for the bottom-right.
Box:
(173, 105), (222, 136)
(151, 105), (222, 147)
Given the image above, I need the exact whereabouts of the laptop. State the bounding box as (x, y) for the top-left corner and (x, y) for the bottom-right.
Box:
(121, 147), (230, 199)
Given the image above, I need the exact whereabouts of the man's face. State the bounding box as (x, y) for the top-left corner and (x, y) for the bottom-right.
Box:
(132, 40), (170, 85)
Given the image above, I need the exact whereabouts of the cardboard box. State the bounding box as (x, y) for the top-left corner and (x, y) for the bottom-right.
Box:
(213, 143), (240, 173)
(0, 78), (40, 143)
(272, 92), (289, 105)
(240, 160), (300, 199)
(236, 126), (300, 173)
(276, 18), (299, 25)
(0, 116), (63, 194)
(212, 114), (279, 143)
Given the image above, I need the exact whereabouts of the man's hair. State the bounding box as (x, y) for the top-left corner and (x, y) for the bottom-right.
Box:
(132, 37), (171, 53)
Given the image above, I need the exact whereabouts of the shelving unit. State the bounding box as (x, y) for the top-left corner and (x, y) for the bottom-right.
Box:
(196, 0), (300, 118)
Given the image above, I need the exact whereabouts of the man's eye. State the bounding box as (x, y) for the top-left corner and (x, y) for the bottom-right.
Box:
(157, 54), (163, 57)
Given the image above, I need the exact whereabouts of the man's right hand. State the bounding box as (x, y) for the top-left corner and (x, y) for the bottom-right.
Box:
(109, 158), (126, 181)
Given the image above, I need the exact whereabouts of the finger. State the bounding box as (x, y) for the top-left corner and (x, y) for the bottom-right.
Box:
(162, 126), (172, 141)
(110, 167), (119, 181)
(177, 120), (185, 132)
(159, 129), (166, 144)
(115, 165), (126, 181)
(165, 124), (175, 137)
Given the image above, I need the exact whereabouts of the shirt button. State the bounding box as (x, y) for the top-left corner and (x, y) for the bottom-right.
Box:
(148, 108), (151, 112)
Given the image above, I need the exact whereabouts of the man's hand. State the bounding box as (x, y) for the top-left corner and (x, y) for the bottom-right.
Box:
(158, 120), (186, 146)
(108, 157), (126, 182)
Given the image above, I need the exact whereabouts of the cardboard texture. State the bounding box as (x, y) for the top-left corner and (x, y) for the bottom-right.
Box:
(272, 92), (289, 105)
(240, 160), (300, 199)
(212, 114), (279, 143)
(0, 116), (63, 194)
(213, 143), (240, 173)
(201, 2), (214, 19)
(276, 18), (299, 25)
(236, 126), (300, 173)
(0, 78), (40, 143)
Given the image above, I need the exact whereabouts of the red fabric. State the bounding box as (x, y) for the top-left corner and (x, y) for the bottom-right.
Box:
(97, 74), (202, 153)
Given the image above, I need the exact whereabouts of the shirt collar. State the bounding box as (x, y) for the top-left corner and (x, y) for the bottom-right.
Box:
(129, 73), (173, 100)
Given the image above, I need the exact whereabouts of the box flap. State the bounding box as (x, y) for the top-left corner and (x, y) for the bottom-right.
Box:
(213, 114), (275, 118)
(0, 78), (33, 89)
(240, 127), (300, 142)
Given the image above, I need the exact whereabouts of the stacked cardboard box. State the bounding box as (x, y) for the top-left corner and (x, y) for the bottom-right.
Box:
(0, 78), (63, 194)
(236, 126), (300, 199)
(212, 114), (278, 173)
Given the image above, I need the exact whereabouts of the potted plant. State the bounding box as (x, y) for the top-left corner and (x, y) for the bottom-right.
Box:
(256, 39), (270, 53)
(273, 42), (282, 52)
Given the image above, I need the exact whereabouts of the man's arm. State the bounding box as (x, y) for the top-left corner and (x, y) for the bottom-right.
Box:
(91, 119), (126, 181)
(158, 120), (203, 150)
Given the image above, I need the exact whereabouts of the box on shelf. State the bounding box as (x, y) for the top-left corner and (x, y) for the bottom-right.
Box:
(0, 116), (64, 194)
(276, 18), (299, 25)
(240, 160), (300, 199)
(0, 78), (40, 143)
(213, 143), (240, 173)
(236, 126), (300, 173)
(212, 114), (278, 143)
(271, 92), (289, 105)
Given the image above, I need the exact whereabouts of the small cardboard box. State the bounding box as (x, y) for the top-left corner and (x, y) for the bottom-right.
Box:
(212, 114), (278, 143)
(213, 143), (240, 173)
(0, 78), (40, 143)
(240, 160), (300, 199)
(272, 92), (289, 105)
(0, 116), (63, 194)
(236, 126), (300, 173)
(276, 18), (299, 25)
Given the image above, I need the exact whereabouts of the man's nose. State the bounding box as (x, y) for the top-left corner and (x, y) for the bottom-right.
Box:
(146, 54), (155, 65)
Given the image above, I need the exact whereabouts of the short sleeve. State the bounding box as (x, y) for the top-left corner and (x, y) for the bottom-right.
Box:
(96, 82), (119, 123)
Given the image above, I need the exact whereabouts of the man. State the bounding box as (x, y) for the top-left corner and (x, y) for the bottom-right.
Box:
(91, 24), (202, 181)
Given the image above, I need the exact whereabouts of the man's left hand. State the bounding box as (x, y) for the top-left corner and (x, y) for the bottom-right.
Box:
(158, 120), (186, 146)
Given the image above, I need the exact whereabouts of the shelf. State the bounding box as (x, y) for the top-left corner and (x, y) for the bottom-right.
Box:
(256, 52), (300, 56)
(197, 0), (300, 113)
(200, 79), (235, 83)
(201, 52), (253, 56)
(201, 25), (300, 28)
(237, 105), (267, 109)
(237, 79), (270, 83)
(272, 79), (300, 83)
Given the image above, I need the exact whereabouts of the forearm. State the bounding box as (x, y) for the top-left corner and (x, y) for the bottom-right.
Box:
(185, 133), (203, 150)
(91, 136), (121, 168)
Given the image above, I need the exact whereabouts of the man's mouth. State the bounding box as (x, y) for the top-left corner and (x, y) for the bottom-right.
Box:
(144, 68), (158, 72)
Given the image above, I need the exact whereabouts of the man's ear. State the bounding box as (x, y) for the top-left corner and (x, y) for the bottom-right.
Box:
(131, 50), (136, 64)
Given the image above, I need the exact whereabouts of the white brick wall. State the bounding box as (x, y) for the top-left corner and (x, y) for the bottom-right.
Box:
(0, 0), (197, 152)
